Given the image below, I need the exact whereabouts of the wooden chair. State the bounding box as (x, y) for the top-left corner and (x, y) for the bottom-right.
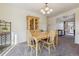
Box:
(42, 30), (57, 55)
(27, 30), (41, 56)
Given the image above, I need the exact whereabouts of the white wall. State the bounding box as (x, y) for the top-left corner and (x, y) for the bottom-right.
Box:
(48, 17), (56, 31)
(0, 4), (47, 43)
(74, 8), (79, 44)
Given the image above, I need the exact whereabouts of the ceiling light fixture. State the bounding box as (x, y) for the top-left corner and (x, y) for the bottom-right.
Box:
(40, 3), (53, 15)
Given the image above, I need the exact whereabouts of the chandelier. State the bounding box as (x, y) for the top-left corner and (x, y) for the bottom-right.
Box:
(40, 3), (53, 15)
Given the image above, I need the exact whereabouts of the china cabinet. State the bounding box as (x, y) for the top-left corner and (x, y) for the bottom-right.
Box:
(27, 16), (39, 31)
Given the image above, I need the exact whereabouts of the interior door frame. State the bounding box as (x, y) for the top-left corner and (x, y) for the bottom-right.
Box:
(64, 21), (75, 36)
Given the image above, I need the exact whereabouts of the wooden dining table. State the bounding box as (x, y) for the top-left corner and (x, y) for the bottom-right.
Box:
(32, 31), (49, 56)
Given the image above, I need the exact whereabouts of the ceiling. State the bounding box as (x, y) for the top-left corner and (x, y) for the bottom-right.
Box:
(1, 3), (79, 17)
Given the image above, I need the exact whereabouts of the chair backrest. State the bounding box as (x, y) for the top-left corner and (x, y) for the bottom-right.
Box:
(49, 30), (56, 42)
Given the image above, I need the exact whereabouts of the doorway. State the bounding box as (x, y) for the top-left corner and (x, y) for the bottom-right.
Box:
(64, 21), (75, 36)
(57, 14), (75, 46)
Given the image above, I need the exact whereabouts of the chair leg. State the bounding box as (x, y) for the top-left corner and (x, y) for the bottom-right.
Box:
(48, 46), (51, 55)
(53, 42), (56, 50)
(39, 44), (41, 53)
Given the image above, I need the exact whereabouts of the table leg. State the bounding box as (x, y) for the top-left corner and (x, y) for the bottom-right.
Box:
(36, 40), (38, 56)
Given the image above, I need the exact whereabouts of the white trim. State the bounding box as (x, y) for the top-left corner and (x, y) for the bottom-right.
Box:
(0, 45), (16, 56)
